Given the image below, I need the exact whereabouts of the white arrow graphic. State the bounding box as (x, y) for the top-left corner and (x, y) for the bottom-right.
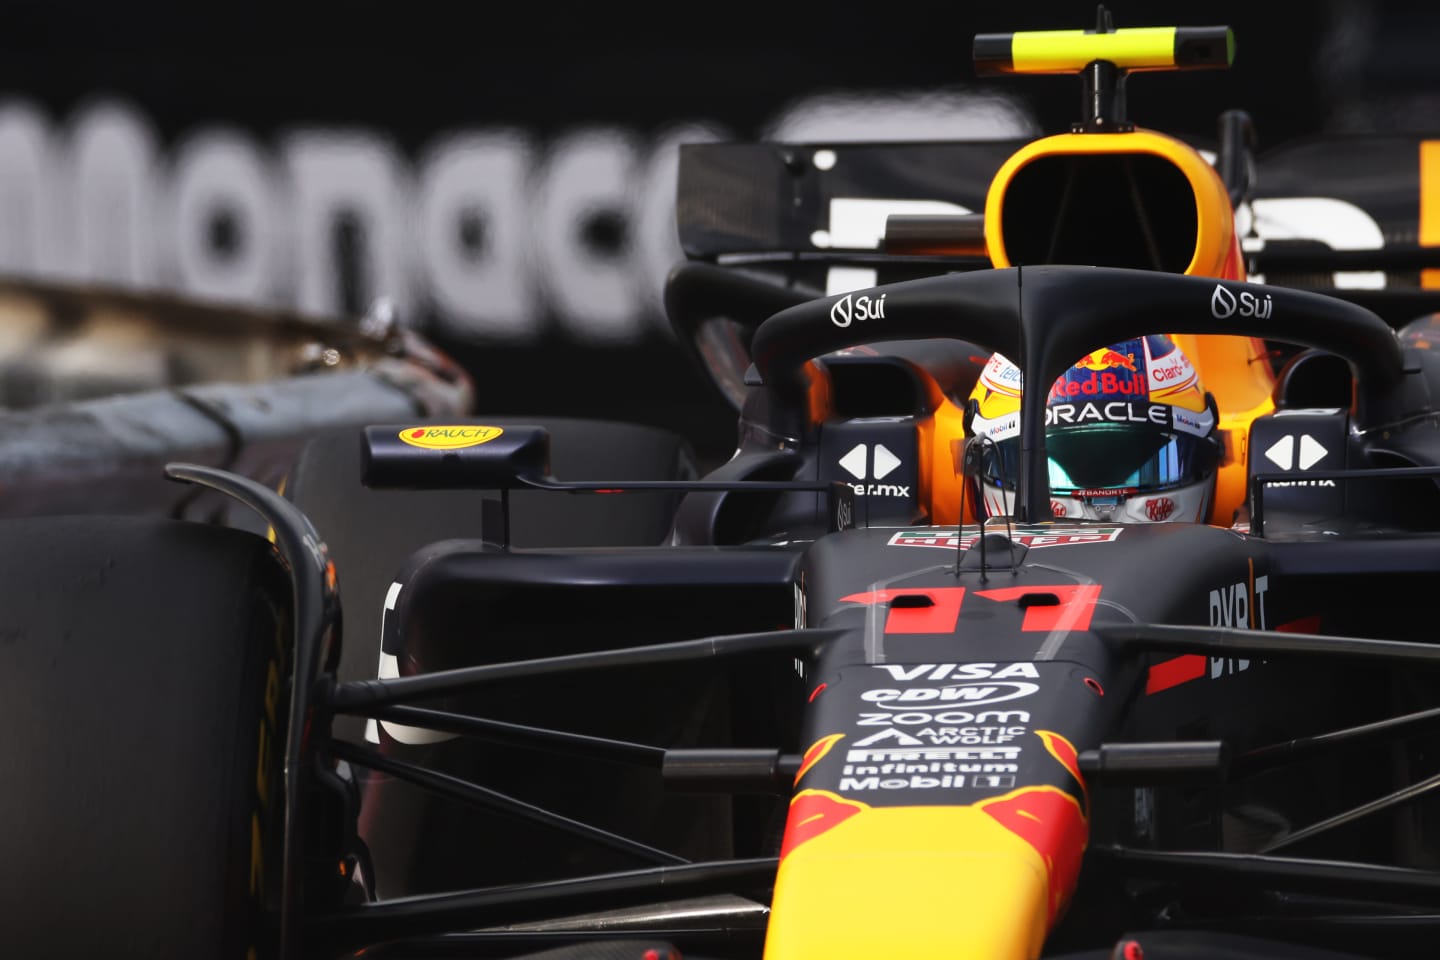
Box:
(839, 443), (867, 479)
(1264, 434), (1327, 471)
(1264, 435), (1294, 470)
(873, 443), (901, 479)
(1297, 434), (1327, 470)
(853, 728), (924, 747)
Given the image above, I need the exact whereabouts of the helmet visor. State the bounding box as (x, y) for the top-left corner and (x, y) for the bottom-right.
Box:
(976, 425), (1218, 494)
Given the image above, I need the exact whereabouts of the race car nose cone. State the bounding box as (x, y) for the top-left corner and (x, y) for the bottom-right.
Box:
(765, 804), (1053, 960)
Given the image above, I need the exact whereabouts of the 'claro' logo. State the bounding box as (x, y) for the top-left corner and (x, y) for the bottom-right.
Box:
(1210, 283), (1273, 320)
(399, 425), (505, 450)
(830, 292), (888, 328)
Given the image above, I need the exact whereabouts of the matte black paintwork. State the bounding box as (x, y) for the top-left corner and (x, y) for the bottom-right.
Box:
(381, 519), (1276, 818)
(383, 542), (806, 667)
(790, 522), (1267, 806)
(753, 266), (1409, 523)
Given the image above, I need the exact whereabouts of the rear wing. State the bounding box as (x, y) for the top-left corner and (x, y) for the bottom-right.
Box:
(677, 140), (1021, 260)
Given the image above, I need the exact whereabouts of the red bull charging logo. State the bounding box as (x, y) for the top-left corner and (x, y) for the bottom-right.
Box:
(976, 730), (1088, 925)
(1074, 348), (1137, 372)
(795, 734), (845, 786)
(779, 789), (868, 858)
(1050, 372), (1147, 401)
(1049, 347), (1147, 402)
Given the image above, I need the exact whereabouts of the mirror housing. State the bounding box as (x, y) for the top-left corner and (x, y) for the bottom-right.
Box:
(363, 424), (552, 490)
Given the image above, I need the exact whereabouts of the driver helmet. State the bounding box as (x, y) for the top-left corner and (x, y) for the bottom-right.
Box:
(965, 335), (1221, 523)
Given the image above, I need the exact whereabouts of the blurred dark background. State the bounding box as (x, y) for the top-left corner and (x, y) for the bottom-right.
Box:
(0, 0), (1427, 464)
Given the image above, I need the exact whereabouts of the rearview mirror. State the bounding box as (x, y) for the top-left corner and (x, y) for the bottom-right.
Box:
(363, 424), (552, 490)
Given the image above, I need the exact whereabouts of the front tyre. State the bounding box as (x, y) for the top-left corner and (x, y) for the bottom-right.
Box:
(0, 515), (290, 960)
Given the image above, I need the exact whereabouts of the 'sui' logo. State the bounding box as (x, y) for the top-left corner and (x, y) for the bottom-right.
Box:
(1211, 284), (1238, 319)
(830, 292), (887, 328)
(1211, 283), (1272, 320)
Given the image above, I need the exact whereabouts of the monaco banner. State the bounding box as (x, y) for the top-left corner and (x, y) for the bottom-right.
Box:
(0, 93), (1036, 342)
(0, 3), (1368, 458)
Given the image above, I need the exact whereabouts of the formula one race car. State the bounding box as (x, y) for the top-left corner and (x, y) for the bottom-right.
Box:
(16, 12), (1440, 960)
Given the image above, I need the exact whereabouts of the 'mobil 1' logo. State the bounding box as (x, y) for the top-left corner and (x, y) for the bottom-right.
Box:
(399, 425), (504, 450)
(1210, 284), (1272, 320)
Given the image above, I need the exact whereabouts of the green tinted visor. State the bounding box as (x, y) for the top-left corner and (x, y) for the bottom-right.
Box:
(978, 424), (1220, 493)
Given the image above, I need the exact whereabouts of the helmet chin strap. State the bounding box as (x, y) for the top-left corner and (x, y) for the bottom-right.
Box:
(1087, 501), (1122, 522)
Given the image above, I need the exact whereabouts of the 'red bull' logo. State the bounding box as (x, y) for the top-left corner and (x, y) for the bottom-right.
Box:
(1036, 729), (1086, 803)
(1049, 370), (1147, 402)
(977, 730), (1088, 926)
(780, 789), (868, 858)
(978, 786), (1086, 926)
(1074, 348), (1137, 372)
(794, 733), (844, 786)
